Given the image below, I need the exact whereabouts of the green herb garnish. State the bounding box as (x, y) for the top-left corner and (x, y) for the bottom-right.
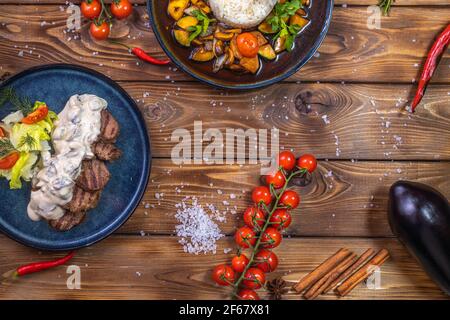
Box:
(378, 0), (395, 16)
(266, 0), (303, 52)
(0, 87), (34, 115)
(18, 133), (37, 150)
(188, 10), (214, 43)
(0, 138), (16, 158)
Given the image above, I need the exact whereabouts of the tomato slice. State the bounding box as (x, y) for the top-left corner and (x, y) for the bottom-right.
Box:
(0, 151), (20, 170)
(0, 127), (4, 137)
(21, 104), (49, 124)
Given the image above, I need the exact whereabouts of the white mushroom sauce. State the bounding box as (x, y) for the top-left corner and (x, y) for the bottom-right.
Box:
(27, 94), (107, 221)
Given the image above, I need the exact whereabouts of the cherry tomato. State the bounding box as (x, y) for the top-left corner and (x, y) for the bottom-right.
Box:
(237, 289), (260, 300)
(231, 253), (249, 273)
(110, 0), (133, 20)
(297, 154), (317, 173)
(90, 21), (110, 41)
(252, 186), (272, 206)
(81, 0), (101, 19)
(279, 190), (300, 209)
(0, 151), (20, 170)
(212, 264), (235, 286)
(235, 226), (256, 248)
(261, 227), (282, 249)
(243, 267), (266, 289)
(278, 151), (296, 171)
(21, 104), (49, 124)
(243, 206), (266, 229)
(236, 32), (260, 58)
(255, 249), (279, 273)
(265, 170), (286, 189)
(269, 209), (292, 229)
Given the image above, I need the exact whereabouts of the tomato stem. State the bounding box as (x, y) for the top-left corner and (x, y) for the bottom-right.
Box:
(231, 168), (306, 297)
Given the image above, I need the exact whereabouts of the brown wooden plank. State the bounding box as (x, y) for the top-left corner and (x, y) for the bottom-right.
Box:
(0, 235), (447, 300)
(123, 82), (450, 160)
(5, 0), (450, 6)
(118, 160), (450, 237)
(0, 6), (449, 83)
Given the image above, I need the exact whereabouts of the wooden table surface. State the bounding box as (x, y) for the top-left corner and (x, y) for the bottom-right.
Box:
(1, 0), (450, 300)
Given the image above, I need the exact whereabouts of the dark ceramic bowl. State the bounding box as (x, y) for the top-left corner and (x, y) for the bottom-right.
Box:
(148, 0), (333, 89)
(0, 64), (151, 251)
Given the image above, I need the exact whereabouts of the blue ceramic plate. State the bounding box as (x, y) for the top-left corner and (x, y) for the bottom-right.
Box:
(0, 64), (151, 251)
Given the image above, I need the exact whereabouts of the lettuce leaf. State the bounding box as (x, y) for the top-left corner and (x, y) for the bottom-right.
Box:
(9, 123), (50, 152)
(9, 152), (38, 189)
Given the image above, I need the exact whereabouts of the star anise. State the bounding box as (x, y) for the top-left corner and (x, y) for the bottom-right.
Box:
(266, 277), (289, 300)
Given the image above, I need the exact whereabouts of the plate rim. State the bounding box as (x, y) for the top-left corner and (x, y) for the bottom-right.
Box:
(0, 63), (151, 251)
(147, 0), (334, 90)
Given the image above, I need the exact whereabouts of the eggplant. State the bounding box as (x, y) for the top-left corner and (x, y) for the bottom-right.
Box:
(388, 181), (450, 295)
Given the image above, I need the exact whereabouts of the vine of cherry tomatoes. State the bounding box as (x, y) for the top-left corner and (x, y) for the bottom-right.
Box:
(211, 151), (318, 300)
(81, 0), (133, 40)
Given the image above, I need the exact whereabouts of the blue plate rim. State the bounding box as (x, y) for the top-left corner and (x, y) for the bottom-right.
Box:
(147, 0), (334, 90)
(0, 63), (151, 251)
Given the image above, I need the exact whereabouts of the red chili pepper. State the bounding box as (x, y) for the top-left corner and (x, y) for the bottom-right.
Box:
(110, 41), (170, 65)
(411, 24), (450, 113)
(3, 251), (75, 279)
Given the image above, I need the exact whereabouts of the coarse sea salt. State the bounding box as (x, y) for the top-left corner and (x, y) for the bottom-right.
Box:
(175, 197), (224, 255)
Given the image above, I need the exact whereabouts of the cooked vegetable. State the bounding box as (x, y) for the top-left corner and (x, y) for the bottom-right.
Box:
(190, 47), (215, 62)
(258, 21), (278, 34)
(274, 36), (287, 53)
(258, 44), (276, 60)
(290, 14), (309, 30)
(177, 16), (198, 30)
(388, 181), (450, 295)
(240, 56), (260, 74)
(166, 0), (312, 74)
(250, 31), (268, 46)
(236, 33), (260, 58)
(168, 0), (190, 21)
(191, 0), (211, 14)
(174, 29), (191, 47)
(214, 30), (235, 41)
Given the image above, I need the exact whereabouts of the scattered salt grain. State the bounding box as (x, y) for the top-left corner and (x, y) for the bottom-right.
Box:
(175, 197), (224, 255)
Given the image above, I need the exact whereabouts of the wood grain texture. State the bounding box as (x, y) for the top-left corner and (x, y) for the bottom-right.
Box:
(5, 0), (450, 6)
(0, 235), (447, 300)
(118, 160), (450, 237)
(0, 6), (449, 83)
(122, 82), (450, 160)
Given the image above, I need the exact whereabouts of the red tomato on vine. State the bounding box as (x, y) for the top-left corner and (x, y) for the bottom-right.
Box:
(279, 190), (300, 209)
(231, 254), (249, 273)
(269, 208), (292, 229)
(243, 206), (266, 229)
(251, 186), (272, 206)
(212, 264), (235, 286)
(243, 267), (265, 289)
(278, 151), (296, 171)
(261, 227), (282, 249)
(235, 226), (256, 248)
(255, 249), (279, 272)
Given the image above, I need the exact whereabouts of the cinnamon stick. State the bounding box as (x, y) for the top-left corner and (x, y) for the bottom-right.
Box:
(323, 248), (375, 294)
(293, 248), (351, 293)
(303, 252), (358, 300)
(335, 248), (390, 297)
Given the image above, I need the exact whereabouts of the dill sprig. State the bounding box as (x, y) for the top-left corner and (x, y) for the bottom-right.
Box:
(0, 138), (16, 158)
(18, 133), (37, 150)
(0, 87), (34, 115)
(378, 0), (395, 16)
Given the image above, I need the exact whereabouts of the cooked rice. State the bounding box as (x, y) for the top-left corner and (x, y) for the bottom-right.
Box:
(208, 0), (277, 29)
